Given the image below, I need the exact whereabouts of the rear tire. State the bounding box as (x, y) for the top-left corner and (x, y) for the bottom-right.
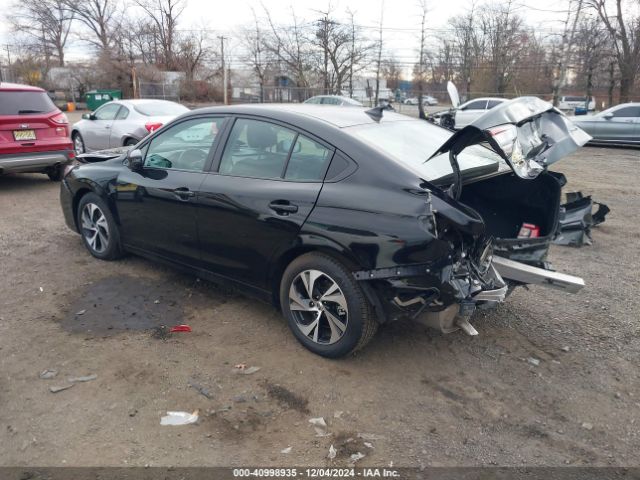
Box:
(124, 138), (138, 147)
(76, 192), (123, 260)
(280, 252), (377, 358)
(47, 165), (63, 181)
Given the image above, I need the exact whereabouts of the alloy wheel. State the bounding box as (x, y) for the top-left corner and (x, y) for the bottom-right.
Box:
(289, 269), (349, 345)
(74, 135), (85, 155)
(81, 203), (109, 253)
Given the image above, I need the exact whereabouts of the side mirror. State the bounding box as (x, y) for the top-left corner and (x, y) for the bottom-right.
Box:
(82, 112), (96, 120)
(126, 149), (144, 171)
(603, 112), (614, 119)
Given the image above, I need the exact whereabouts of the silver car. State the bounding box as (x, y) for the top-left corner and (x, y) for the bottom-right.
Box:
(571, 103), (640, 145)
(303, 95), (363, 106)
(71, 99), (189, 153)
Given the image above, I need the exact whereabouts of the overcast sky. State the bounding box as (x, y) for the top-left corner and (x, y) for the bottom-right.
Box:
(0, 0), (576, 68)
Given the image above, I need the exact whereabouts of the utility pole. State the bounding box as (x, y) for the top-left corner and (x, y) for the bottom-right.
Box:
(374, 0), (384, 107)
(218, 36), (228, 105)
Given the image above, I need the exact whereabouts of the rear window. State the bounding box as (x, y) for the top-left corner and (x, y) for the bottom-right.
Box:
(133, 102), (189, 116)
(346, 120), (506, 184)
(0, 91), (56, 115)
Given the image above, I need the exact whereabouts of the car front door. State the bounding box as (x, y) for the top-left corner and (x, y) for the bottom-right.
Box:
(196, 117), (334, 289)
(83, 103), (121, 151)
(455, 100), (488, 128)
(114, 115), (227, 265)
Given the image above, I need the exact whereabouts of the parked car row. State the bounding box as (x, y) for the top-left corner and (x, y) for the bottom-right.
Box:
(1, 80), (638, 184)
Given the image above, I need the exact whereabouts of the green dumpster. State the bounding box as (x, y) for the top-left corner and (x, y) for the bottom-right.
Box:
(85, 89), (122, 110)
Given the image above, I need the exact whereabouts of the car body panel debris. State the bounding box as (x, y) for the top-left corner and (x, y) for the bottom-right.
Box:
(309, 417), (329, 436)
(280, 447), (292, 454)
(328, 445), (337, 460)
(49, 384), (74, 393)
(39, 369), (58, 379)
(233, 366), (261, 375)
(554, 191), (610, 247)
(188, 379), (212, 399)
(68, 374), (97, 383)
(160, 410), (199, 426)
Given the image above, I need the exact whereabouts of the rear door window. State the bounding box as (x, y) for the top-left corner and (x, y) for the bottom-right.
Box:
(218, 119), (297, 179)
(0, 91), (56, 115)
(284, 135), (332, 181)
(462, 100), (488, 110)
(487, 100), (503, 109)
(94, 104), (121, 120)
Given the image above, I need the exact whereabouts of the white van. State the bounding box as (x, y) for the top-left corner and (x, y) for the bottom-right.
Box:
(558, 95), (596, 111)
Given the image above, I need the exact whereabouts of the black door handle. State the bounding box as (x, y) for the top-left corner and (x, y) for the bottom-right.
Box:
(173, 187), (195, 200)
(269, 200), (298, 214)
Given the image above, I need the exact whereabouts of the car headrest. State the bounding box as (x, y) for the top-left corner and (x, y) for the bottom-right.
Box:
(247, 123), (277, 149)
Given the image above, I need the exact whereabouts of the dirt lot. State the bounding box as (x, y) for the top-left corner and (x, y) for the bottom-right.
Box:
(0, 146), (638, 467)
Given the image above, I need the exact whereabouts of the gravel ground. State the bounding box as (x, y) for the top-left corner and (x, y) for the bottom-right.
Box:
(0, 145), (638, 467)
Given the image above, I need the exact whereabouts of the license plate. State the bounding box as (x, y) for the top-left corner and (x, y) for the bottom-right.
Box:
(13, 129), (36, 141)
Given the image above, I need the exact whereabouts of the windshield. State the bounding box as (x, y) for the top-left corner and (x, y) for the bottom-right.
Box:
(345, 120), (508, 184)
(133, 102), (189, 117)
(0, 91), (56, 115)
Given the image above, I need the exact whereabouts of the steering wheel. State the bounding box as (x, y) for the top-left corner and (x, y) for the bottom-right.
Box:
(178, 148), (207, 169)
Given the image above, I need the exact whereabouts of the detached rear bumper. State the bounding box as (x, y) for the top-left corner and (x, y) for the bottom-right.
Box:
(0, 150), (74, 174)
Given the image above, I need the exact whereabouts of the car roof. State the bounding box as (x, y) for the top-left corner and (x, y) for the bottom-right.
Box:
(113, 99), (183, 106)
(189, 103), (416, 128)
(463, 97), (506, 103)
(0, 82), (46, 92)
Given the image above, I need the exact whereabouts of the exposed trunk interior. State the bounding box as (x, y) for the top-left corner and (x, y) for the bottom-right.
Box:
(460, 172), (561, 240)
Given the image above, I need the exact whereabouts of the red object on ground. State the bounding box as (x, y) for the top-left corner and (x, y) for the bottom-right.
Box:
(518, 223), (541, 238)
(169, 324), (192, 333)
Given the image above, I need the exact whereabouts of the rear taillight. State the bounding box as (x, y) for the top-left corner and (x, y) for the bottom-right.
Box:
(50, 112), (69, 124)
(145, 122), (163, 133)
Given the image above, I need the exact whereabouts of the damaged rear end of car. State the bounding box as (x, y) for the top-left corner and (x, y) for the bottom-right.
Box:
(334, 97), (591, 335)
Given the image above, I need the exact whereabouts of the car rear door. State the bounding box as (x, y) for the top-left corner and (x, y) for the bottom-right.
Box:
(108, 104), (132, 148)
(114, 115), (227, 265)
(83, 103), (121, 151)
(455, 100), (488, 128)
(196, 117), (333, 289)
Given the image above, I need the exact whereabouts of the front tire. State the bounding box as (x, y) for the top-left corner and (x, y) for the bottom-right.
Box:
(124, 138), (138, 147)
(76, 192), (123, 260)
(280, 253), (378, 358)
(72, 132), (85, 155)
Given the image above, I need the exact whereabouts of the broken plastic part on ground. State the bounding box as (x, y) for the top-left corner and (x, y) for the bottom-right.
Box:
(160, 410), (199, 426)
(553, 191), (610, 247)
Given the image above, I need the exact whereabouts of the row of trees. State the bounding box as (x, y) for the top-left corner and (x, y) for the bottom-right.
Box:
(4, 0), (640, 105)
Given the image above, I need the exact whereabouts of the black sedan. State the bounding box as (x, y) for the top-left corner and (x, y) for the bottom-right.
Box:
(61, 101), (589, 357)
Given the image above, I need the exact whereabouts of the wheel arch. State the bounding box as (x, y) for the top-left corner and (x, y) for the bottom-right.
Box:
(268, 238), (387, 323)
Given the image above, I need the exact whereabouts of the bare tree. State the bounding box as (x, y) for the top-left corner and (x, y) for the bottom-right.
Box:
(263, 6), (313, 99)
(415, 0), (429, 119)
(313, 7), (371, 95)
(241, 10), (271, 102)
(551, 0), (584, 106)
(588, 0), (640, 102)
(177, 30), (211, 82)
(134, 0), (185, 70)
(62, 0), (121, 51)
(9, 0), (74, 67)
(478, 1), (526, 94)
(574, 15), (611, 108)
(449, 5), (479, 100)
(373, 0), (385, 105)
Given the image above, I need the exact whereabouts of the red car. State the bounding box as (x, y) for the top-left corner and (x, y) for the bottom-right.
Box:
(0, 82), (75, 180)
